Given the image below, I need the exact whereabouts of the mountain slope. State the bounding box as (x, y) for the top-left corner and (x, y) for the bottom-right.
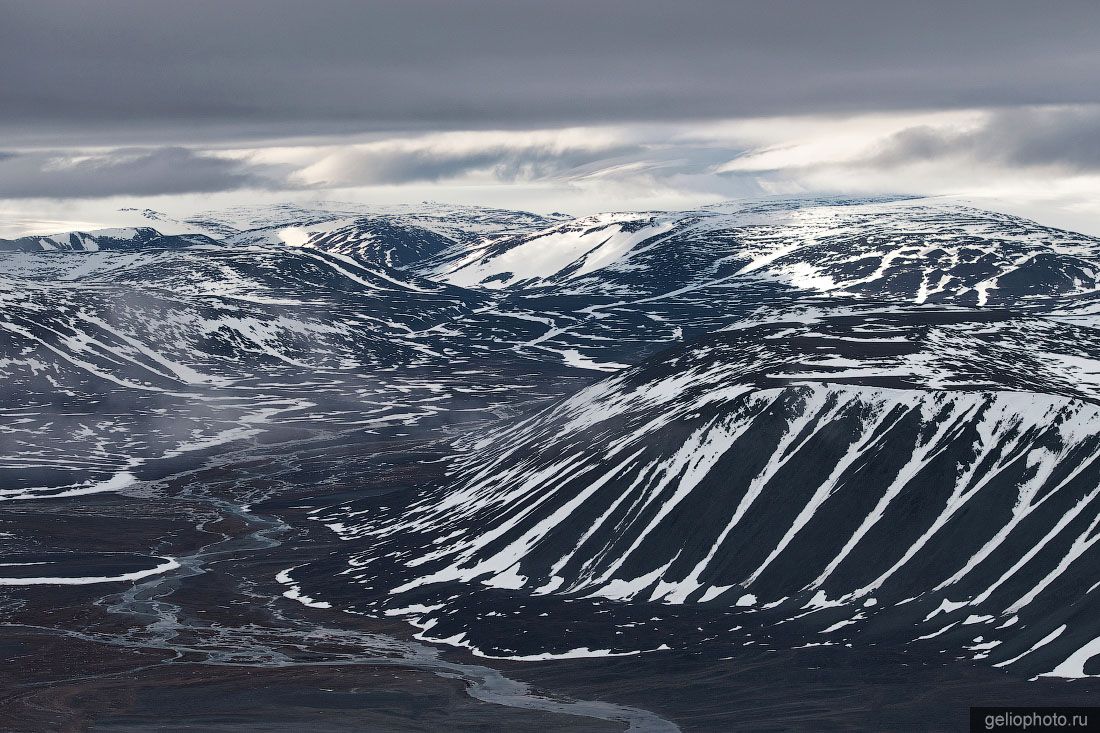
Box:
(316, 308), (1100, 678)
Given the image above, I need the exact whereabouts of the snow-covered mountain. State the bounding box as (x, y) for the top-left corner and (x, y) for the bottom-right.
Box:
(0, 226), (218, 252)
(4, 195), (1100, 681)
(441, 199), (1100, 303)
(323, 308), (1100, 677)
(126, 201), (565, 256)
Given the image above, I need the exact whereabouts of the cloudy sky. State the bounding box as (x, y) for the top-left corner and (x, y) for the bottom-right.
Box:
(3, 1), (1100, 234)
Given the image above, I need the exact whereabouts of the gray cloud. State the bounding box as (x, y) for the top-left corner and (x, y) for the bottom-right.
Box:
(2, 1), (1100, 145)
(305, 143), (645, 186)
(8, 104), (1100, 200)
(0, 147), (278, 198)
(0, 139), (654, 197)
(870, 108), (1100, 172)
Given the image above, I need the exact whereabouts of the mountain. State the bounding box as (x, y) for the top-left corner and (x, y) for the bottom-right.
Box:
(320, 308), (1100, 678)
(0, 227), (219, 252)
(4, 196), (1100, 683)
(440, 198), (1100, 304)
(0, 222), (582, 501)
(438, 198), (1100, 372)
(128, 201), (566, 257)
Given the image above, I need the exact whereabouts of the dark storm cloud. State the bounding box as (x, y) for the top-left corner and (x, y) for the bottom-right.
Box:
(870, 108), (1100, 172)
(2, 0), (1099, 143)
(0, 147), (278, 198)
